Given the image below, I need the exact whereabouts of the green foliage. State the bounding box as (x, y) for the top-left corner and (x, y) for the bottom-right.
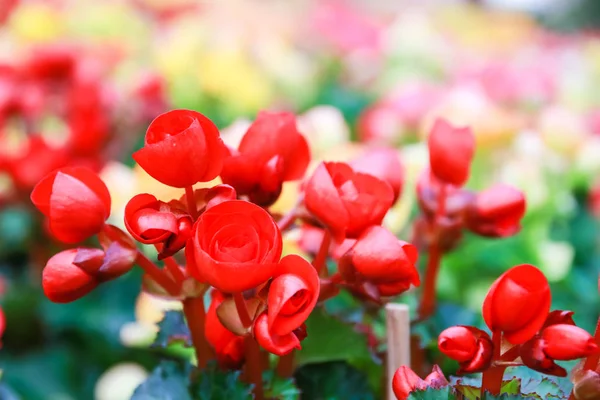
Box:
(132, 361), (193, 400)
(192, 362), (252, 400)
(152, 311), (192, 349)
(407, 387), (457, 399)
(263, 370), (301, 400)
(295, 361), (375, 400)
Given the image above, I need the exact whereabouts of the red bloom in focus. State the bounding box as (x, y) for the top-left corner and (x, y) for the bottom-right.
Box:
(31, 167), (111, 243)
(253, 311), (303, 356)
(124, 194), (192, 259)
(133, 109), (226, 188)
(427, 118), (475, 187)
(350, 147), (404, 203)
(392, 365), (448, 400)
(482, 264), (551, 344)
(205, 290), (245, 368)
(43, 249), (100, 303)
(438, 326), (493, 373)
(338, 226), (419, 297)
(221, 111), (310, 206)
(466, 184), (526, 237)
(267, 255), (319, 336)
(187, 200), (282, 293)
(304, 162), (394, 241)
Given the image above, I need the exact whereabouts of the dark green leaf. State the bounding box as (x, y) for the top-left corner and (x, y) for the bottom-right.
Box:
(294, 361), (375, 400)
(407, 386), (457, 399)
(483, 393), (537, 400)
(192, 361), (252, 400)
(132, 361), (192, 400)
(506, 367), (570, 398)
(263, 370), (300, 400)
(152, 311), (192, 348)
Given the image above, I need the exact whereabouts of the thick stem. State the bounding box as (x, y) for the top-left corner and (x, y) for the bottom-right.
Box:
(244, 336), (264, 400)
(276, 352), (295, 377)
(135, 251), (179, 296)
(182, 296), (213, 369)
(154, 243), (185, 286)
(277, 209), (297, 231)
(234, 292), (253, 329)
(313, 230), (332, 277)
(481, 331), (506, 396)
(185, 186), (198, 220)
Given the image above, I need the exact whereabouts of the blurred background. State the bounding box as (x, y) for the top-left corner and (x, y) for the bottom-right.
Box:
(2, 0), (600, 399)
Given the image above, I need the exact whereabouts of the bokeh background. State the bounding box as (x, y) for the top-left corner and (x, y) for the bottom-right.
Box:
(2, 0), (600, 399)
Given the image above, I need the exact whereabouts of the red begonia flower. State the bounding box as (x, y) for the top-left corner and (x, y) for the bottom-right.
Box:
(438, 326), (494, 373)
(427, 118), (475, 187)
(338, 226), (419, 296)
(205, 290), (245, 368)
(350, 147), (404, 203)
(267, 254), (319, 336)
(221, 111), (310, 206)
(7, 136), (68, 190)
(187, 200), (282, 293)
(133, 109), (226, 188)
(43, 249), (99, 303)
(304, 162), (394, 241)
(253, 311), (302, 356)
(466, 184), (526, 238)
(482, 264), (551, 344)
(31, 167), (111, 243)
(392, 365), (448, 400)
(541, 324), (598, 360)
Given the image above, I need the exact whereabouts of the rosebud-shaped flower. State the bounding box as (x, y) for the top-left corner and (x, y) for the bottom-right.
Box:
(350, 147), (404, 203)
(438, 326), (493, 373)
(187, 200), (282, 293)
(541, 325), (598, 360)
(466, 184), (526, 237)
(133, 109), (226, 188)
(427, 118), (475, 186)
(205, 290), (245, 368)
(221, 111), (310, 206)
(43, 249), (99, 303)
(304, 162), (394, 240)
(483, 264), (551, 344)
(267, 255), (319, 336)
(338, 226), (419, 296)
(31, 167), (111, 243)
(392, 365), (448, 400)
(253, 311), (303, 356)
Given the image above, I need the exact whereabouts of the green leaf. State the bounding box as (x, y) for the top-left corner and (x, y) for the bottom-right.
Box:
(483, 393), (538, 399)
(263, 370), (301, 400)
(505, 367), (570, 398)
(407, 386), (458, 399)
(152, 311), (192, 348)
(132, 361), (192, 400)
(192, 362), (252, 400)
(294, 361), (375, 400)
(501, 378), (521, 395)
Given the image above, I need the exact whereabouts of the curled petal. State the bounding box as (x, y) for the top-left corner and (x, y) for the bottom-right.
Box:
(253, 312), (301, 356)
(43, 249), (98, 303)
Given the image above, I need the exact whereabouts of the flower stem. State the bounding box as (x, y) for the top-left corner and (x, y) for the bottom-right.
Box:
(153, 243), (185, 286)
(244, 336), (264, 400)
(135, 251), (179, 296)
(313, 229), (332, 277)
(182, 296), (212, 369)
(583, 315), (600, 370)
(481, 331), (506, 396)
(185, 186), (198, 220)
(276, 352), (295, 377)
(277, 209), (297, 231)
(234, 292), (253, 328)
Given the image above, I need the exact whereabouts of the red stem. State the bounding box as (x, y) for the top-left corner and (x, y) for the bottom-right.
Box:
(277, 209), (297, 231)
(276, 352), (295, 377)
(234, 292), (253, 329)
(244, 336), (264, 400)
(135, 251), (179, 296)
(583, 316), (600, 370)
(481, 331), (506, 396)
(182, 296), (213, 369)
(313, 230), (332, 277)
(153, 243), (185, 286)
(185, 186), (198, 220)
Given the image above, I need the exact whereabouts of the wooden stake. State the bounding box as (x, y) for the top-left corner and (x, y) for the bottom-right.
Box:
(386, 303), (410, 400)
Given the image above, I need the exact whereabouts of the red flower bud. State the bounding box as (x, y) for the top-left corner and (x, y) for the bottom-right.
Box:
(132, 109), (226, 188)
(350, 147), (404, 203)
(466, 184), (526, 238)
(205, 290), (245, 368)
(304, 162), (394, 240)
(438, 326), (493, 373)
(253, 311), (302, 356)
(541, 324), (598, 360)
(392, 365), (448, 400)
(520, 334), (567, 377)
(483, 264), (551, 344)
(338, 226), (419, 296)
(267, 255), (319, 336)
(187, 200), (282, 293)
(427, 118), (475, 186)
(31, 167), (111, 243)
(221, 111), (310, 206)
(43, 249), (99, 303)
(543, 310), (575, 328)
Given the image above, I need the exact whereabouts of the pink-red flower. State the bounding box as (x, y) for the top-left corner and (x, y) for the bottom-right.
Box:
(187, 200), (282, 293)
(205, 290), (245, 368)
(438, 326), (493, 373)
(482, 264), (551, 344)
(350, 147), (404, 203)
(31, 167), (111, 243)
(133, 109), (226, 188)
(253, 311), (303, 356)
(466, 184), (526, 237)
(427, 118), (475, 187)
(304, 162), (394, 240)
(43, 249), (100, 303)
(392, 365), (448, 400)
